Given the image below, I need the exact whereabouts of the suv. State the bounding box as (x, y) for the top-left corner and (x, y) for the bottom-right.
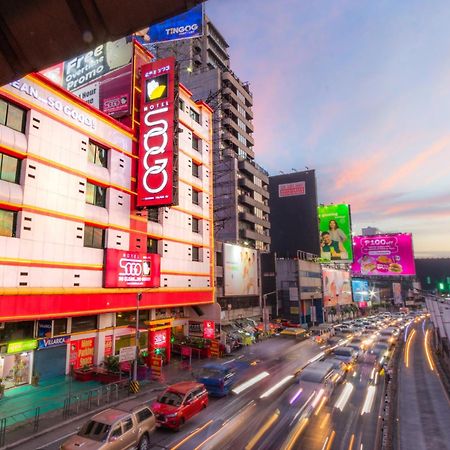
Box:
(61, 400), (155, 450)
(152, 382), (208, 431)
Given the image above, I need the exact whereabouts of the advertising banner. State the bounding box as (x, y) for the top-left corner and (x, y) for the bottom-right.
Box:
(278, 181), (305, 197)
(203, 320), (215, 339)
(104, 249), (161, 288)
(351, 233), (416, 276)
(392, 282), (403, 305)
(38, 336), (70, 349)
(134, 5), (203, 44)
(152, 330), (167, 348)
(318, 204), (353, 262)
(351, 279), (369, 302)
(104, 335), (113, 357)
(322, 269), (352, 307)
(137, 57), (177, 207)
(223, 244), (258, 296)
(69, 338), (95, 369)
(73, 82), (100, 108)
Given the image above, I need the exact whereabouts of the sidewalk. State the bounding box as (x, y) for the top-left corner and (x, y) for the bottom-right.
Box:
(0, 347), (249, 449)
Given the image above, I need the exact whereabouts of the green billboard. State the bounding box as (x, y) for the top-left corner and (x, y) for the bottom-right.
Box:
(318, 204), (353, 263)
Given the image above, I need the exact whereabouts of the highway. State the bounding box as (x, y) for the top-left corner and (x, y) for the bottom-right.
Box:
(396, 321), (450, 450)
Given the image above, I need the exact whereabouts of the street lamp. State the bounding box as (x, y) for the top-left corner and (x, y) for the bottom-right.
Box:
(133, 292), (142, 382)
(262, 291), (276, 332)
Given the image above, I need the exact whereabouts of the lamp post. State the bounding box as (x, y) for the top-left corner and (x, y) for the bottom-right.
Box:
(262, 291), (276, 333)
(133, 292), (142, 382)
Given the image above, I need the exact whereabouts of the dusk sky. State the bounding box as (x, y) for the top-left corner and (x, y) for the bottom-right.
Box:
(207, 0), (450, 258)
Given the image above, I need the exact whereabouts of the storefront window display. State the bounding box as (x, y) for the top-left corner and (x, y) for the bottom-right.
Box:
(0, 339), (37, 389)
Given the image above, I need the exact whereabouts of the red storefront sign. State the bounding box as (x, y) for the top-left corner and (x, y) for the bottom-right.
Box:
(104, 249), (161, 288)
(137, 57), (177, 207)
(203, 320), (215, 339)
(152, 330), (167, 348)
(210, 339), (220, 358)
(104, 335), (113, 357)
(150, 355), (163, 378)
(69, 338), (95, 369)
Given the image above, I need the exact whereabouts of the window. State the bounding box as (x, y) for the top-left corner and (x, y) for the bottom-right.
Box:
(238, 133), (247, 145)
(86, 182), (106, 207)
(147, 237), (159, 254)
(192, 246), (200, 261)
(0, 208), (17, 237)
(192, 135), (200, 151)
(53, 319), (67, 336)
(237, 118), (246, 131)
(71, 315), (98, 333)
(88, 141), (108, 168)
(110, 425), (122, 439)
(136, 408), (153, 423)
(84, 225), (105, 249)
(0, 99), (26, 133)
(192, 162), (200, 178)
(122, 418), (133, 432)
(189, 107), (200, 123)
(147, 208), (159, 223)
(179, 99), (185, 112)
(0, 153), (20, 183)
(216, 251), (223, 266)
(192, 217), (200, 233)
(192, 189), (200, 205)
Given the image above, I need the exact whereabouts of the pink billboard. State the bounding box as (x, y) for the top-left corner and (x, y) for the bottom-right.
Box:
(352, 233), (416, 276)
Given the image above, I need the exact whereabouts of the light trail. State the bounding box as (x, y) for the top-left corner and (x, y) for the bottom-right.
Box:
(170, 420), (213, 450)
(260, 375), (294, 399)
(320, 412), (330, 429)
(424, 329), (435, 371)
(334, 382), (354, 411)
(348, 433), (355, 450)
(324, 430), (336, 450)
(245, 409), (280, 450)
(405, 329), (416, 368)
(232, 371), (270, 394)
(315, 396), (327, 415)
(282, 418), (309, 450)
(361, 385), (376, 415)
(289, 387), (303, 404)
(311, 388), (325, 409)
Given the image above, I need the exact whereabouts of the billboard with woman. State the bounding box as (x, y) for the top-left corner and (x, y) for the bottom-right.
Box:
(318, 204), (353, 263)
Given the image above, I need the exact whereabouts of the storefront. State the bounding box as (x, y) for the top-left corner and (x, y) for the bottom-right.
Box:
(147, 319), (173, 364)
(34, 336), (69, 381)
(69, 337), (96, 370)
(0, 340), (37, 389)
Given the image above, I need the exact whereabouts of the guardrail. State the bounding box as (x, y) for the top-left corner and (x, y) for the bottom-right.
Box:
(0, 379), (130, 448)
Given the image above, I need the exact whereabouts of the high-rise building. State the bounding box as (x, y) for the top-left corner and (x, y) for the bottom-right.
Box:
(269, 170), (320, 257)
(155, 17), (271, 321)
(0, 44), (215, 389)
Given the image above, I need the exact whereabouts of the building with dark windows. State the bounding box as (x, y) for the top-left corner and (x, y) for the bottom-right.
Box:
(415, 258), (450, 295)
(269, 170), (320, 257)
(0, 42), (215, 390)
(155, 16), (270, 321)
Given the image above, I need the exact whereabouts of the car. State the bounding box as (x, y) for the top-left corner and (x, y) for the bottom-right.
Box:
(326, 357), (348, 381)
(332, 346), (358, 368)
(151, 382), (208, 431)
(60, 400), (156, 450)
(371, 343), (390, 361)
(196, 363), (236, 397)
(280, 327), (308, 339)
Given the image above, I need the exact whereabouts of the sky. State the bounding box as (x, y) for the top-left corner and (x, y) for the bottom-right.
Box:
(206, 0), (450, 258)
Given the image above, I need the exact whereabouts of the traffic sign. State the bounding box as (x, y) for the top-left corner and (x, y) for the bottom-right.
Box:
(119, 346), (136, 362)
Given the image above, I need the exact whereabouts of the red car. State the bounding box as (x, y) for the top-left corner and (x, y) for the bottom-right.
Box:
(151, 382), (208, 431)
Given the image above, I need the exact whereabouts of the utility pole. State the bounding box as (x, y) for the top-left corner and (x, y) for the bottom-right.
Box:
(133, 292), (142, 382)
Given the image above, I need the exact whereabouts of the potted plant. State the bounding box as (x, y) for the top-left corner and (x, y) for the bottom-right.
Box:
(73, 364), (95, 382)
(97, 356), (121, 384)
(31, 372), (40, 386)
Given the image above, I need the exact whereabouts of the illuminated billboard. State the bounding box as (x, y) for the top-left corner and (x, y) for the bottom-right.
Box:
(134, 5), (203, 44)
(137, 57), (177, 207)
(318, 204), (353, 263)
(352, 279), (369, 302)
(322, 269), (352, 306)
(351, 233), (416, 276)
(104, 249), (161, 288)
(223, 244), (258, 296)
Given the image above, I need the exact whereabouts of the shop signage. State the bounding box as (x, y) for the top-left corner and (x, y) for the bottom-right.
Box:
(37, 320), (52, 338)
(278, 181), (305, 197)
(104, 335), (113, 357)
(152, 330), (167, 348)
(210, 339), (220, 358)
(203, 320), (215, 339)
(119, 345), (136, 362)
(38, 335), (70, 349)
(137, 57), (177, 207)
(7, 339), (38, 354)
(73, 82), (100, 108)
(69, 338), (95, 369)
(150, 355), (163, 378)
(104, 249), (161, 288)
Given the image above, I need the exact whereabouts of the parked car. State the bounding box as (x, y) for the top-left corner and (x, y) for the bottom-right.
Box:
(151, 382), (208, 431)
(195, 363), (236, 397)
(60, 400), (156, 450)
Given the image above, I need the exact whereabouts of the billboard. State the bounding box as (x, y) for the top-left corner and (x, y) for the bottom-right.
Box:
(351, 233), (416, 276)
(322, 268), (352, 306)
(223, 244), (258, 296)
(352, 279), (369, 302)
(278, 181), (305, 197)
(318, 204), (353, 263)
(137, 57), (177, 207)
(393, 282), (403, 305)
(104, 249), (161, 288)
(134, 5), (203, 44)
